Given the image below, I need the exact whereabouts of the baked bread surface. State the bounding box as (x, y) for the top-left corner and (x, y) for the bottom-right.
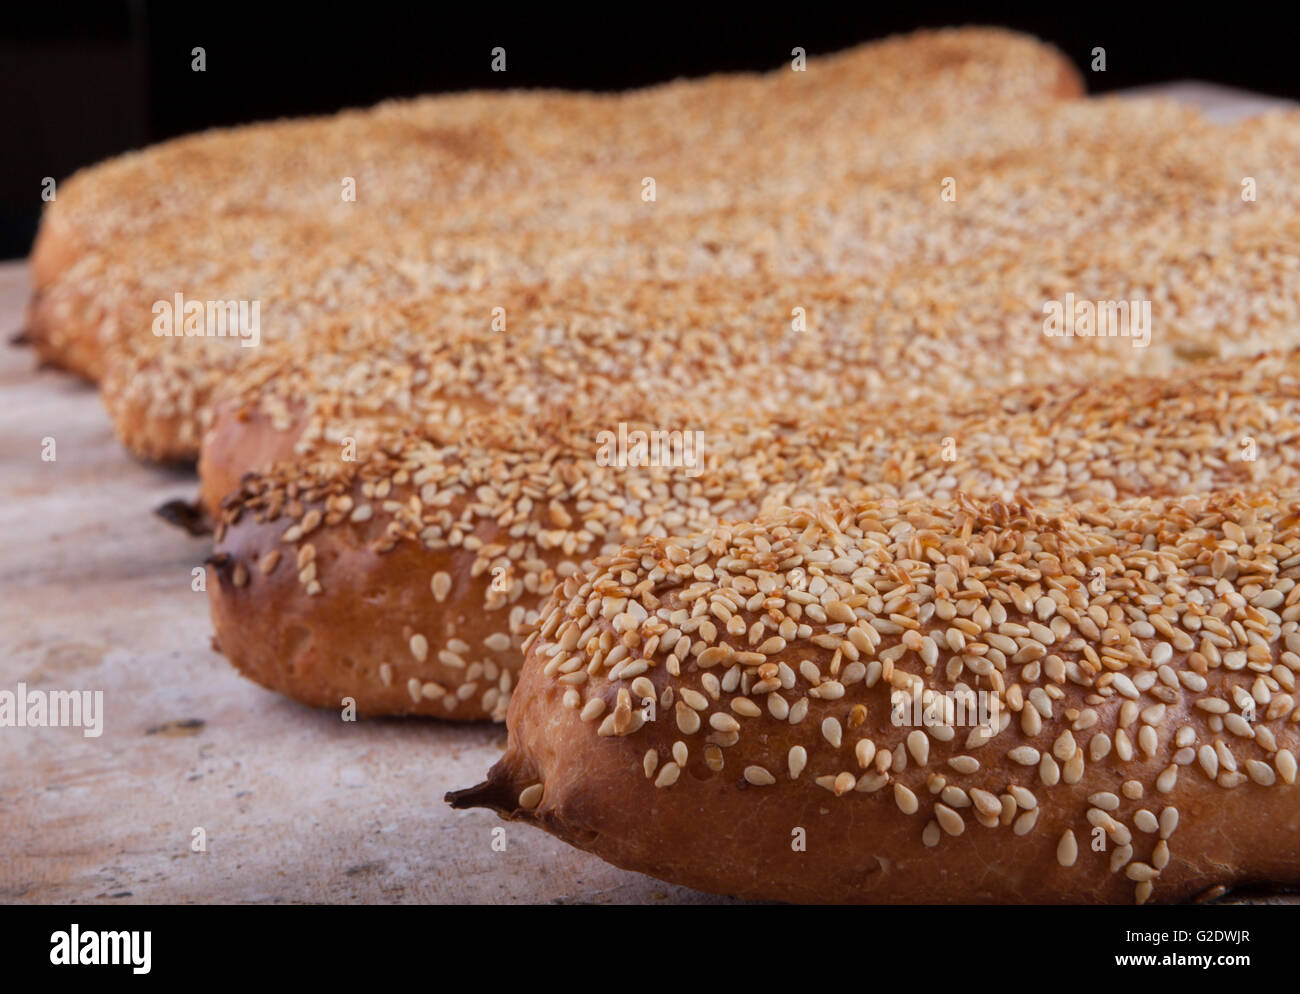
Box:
(452, 493), (1300, 903)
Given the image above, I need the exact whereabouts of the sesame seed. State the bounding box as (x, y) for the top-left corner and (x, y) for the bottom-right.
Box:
(822, 717), (843, 749)
(1156, 764), (1179, 794)
(894, 783), (919, 815)
(934, 803), (965, 837)
(947, 755), (979, 775)
(431, 571), (452, 602)
(409, 634), (428, 663)
(906, 730), (929, 766)
(655, 763), (682, 788)
(1278, 749), (1298, 785)
(1246, 759), (1276, 786)
(1008, 746), (1040, 766)
(1056, 830), (1078, 868)
(1125, 862), (1158, 882)
(1159, 807), (1180, 839)
(788, 746), (807, 779)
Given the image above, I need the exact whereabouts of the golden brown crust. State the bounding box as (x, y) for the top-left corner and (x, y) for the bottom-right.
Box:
(24, 285), (106, 381)
(191, 193), (1300, 504)
(1051, 48), (1087, 100)
(26, 28), (1085, 432)
(28, 23), (1300, 905)
(453, 493), (1300, 904)
(95, 96), (1300, 464)
(206, 426), (577, 721)
(30, 27), (1084, 268)
(197, 404), (307, 511)
(209, 505), (515, 720)
(209, 348), (1300, 721)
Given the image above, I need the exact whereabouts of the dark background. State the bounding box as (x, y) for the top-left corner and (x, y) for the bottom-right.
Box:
(2, 1), (1297, 259)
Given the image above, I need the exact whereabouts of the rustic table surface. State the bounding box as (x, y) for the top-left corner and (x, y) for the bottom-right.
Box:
(2, 84), (1296, 905)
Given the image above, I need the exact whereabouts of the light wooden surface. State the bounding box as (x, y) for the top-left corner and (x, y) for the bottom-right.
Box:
(2, 84), (1295, 905)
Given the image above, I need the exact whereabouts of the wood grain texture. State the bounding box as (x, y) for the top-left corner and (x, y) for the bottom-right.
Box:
(1, 84), (1295, 905)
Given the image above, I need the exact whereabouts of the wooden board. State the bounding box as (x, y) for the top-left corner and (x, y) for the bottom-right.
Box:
(1, 84), (1295, 905)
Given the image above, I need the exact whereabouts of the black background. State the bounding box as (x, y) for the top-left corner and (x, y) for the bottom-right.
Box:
(0, 902), (1285, 978)
(2, 1), (1297, 259)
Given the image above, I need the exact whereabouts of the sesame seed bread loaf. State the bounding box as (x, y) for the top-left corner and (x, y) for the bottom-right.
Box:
(208, 348), (1300, 719)
(30, 27), (1082, 285)
(27, 27), (1083, 386)
(82, 96), (1300, 464)
(449, 492), (1300, 904)
(191, 198), (1300, 510)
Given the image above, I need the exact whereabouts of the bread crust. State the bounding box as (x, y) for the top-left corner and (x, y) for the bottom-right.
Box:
(209, 506), (516, 720)
(24, 284), (108, 381)
(27, 23), (1300, 905)
(24, 28), (1085, 435)
(101, 96), (1300, 466)
(190, 182), (1300, 522)
(198, 404), (306, 511)
(451, 493), (1300, 904)
(205, 424), (582, 721)
(208, 348), (1300, 720)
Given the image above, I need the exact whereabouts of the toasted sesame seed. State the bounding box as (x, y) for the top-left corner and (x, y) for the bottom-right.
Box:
(1056, 830), (1078, 868)
(894, 782), (919, 814)
(934, 803), (965, 837)
(655, 763), (682, 788)
(1125, 862), (1158, 882)
(788, 745), (807, 779)
(409, 634), (429, 663)
(1008, 746), (1040, 766)
(947, 755), (979, 774)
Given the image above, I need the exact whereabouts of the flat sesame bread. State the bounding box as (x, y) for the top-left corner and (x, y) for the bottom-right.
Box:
(192, 191), (1300, 510)
(451, 491), (1300, 903)
(82, 96), (1300, 463)
(27, 28), (1084, 457)
(210, 347), (1300, 721)
(27, 25), (1300, 903)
